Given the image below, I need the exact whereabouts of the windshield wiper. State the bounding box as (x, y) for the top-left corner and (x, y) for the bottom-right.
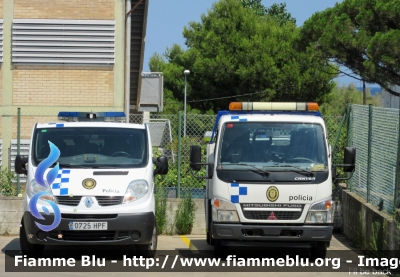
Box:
(267, 165), (314, 176)
(58, 163), (119, 169)
(58, 163), (91, 169)
(221, 163), (270, 177)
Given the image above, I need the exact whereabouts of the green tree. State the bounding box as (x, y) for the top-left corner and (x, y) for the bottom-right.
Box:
(320, 83), (382, 115)
(266, 3), (296, 25)
(300, 0), (400, 96)
(0, 168), (16, 196)
(150, 0), (336, 113)
(240, 0), (266, 16)
(240, 1), (296, 25)
(149, 47), (187, 114)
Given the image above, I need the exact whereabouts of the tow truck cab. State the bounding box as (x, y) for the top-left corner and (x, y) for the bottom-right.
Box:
(190, 102), (355, 258)
(15, 112), (168, 258)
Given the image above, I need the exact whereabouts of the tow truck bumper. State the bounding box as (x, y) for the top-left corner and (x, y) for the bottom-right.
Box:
(211, 222), (332, 247)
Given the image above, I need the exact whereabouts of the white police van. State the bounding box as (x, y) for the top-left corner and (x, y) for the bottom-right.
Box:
(190, 102), (355, 258)
(15, 112), (168, 258)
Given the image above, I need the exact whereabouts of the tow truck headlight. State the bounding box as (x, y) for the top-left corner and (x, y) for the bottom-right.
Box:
(305, 198), (335, 223)
(123, 180), (149, 203)
(211, 198), (239, 222)
(27, 179), (55, 201)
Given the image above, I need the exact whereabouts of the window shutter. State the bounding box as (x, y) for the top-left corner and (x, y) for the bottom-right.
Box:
(12, 19), (115, 65)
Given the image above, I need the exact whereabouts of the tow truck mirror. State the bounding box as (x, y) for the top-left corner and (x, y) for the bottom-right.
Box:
(15, 155), (28, 175)
(153, 155), (168, 176)
(343, 147), (356, 172)
(190, 146), (202, 171)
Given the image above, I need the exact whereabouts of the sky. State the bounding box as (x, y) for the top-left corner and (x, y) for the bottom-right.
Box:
(143, 0), (370, 87)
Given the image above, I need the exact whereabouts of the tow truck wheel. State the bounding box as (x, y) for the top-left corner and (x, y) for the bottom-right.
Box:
(213, 239), (228, 258)
(136, 224), (157, 258)
(310, 242), (327, 259)
(19, 218), (44, 257)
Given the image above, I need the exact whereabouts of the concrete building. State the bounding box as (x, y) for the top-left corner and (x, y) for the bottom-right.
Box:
(0, 0), (148, 168)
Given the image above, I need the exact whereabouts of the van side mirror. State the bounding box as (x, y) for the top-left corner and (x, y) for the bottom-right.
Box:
(190, 146), (202, 171)
(153, 155), (168, 176)
(15, 155), (28, 175)
(343, 147), (356, 172)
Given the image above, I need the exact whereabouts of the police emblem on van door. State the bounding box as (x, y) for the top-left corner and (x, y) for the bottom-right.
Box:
(266, 186), (279, 202)
(82, 178), (96, 190)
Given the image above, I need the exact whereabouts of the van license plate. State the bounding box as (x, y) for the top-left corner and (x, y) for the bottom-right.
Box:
(68, 222), (108, 230)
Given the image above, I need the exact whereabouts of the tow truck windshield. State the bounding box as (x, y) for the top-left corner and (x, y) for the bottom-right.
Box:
(32, 127), (148, 168)
(218, 122), (327, 172)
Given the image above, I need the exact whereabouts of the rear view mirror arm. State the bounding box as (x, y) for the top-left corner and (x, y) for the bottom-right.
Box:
(332, 162), (355, 184)
(333, 171), (354, 182)
(334, 164), (356, 167)
(189, 162), (211, 179)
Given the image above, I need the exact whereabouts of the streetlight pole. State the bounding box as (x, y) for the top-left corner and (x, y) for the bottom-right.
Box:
(183, 69), (190, 137)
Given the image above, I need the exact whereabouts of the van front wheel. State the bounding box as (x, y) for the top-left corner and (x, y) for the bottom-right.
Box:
(136, 224), (157, 258)
(19, 218), (44, 257)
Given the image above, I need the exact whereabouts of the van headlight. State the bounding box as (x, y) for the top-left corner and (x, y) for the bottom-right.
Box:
(27, 179), (55, 201)
(305, 198), (335, 224)
(123, 180), (149, 203)
(212, 198), (239, 222)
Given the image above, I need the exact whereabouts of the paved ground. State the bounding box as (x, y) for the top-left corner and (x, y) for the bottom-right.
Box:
(0, 234), (374, 276)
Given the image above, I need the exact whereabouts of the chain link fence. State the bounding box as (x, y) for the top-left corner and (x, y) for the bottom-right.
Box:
(130, 113), (216, 198)
(348, 105), (399, 213)
(130, 113), (346, 199)
(1, 110), (346, 199)
(4, 106), (400, 215)
(323, 115), (348, 200)
(0, 110), (60, 195)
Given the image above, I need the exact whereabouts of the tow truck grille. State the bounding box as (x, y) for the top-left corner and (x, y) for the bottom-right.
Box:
(240, 203), (304, 220)
(55, 196), (123, 206)
(243, 211), (302, 220)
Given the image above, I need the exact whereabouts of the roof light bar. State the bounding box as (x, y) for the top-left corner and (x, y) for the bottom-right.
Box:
(229, 102), (319, 111)
(57, 111), (126, 122)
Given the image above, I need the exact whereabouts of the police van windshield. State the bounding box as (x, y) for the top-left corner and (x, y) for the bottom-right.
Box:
(32, 127), (148, 168)
(218, 122), (327, 171)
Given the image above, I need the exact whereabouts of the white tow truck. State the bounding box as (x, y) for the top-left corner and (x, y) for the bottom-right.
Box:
(190, 102), (355, 258)
(15, 112), (168, 258)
